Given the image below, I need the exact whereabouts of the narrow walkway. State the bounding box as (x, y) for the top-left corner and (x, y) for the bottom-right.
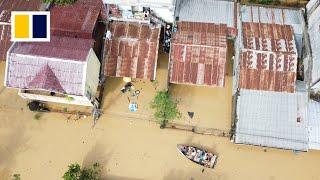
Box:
(104, 110), (231, 138)
(165, 123), (231, 137)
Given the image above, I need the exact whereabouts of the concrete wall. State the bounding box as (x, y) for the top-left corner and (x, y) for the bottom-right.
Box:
(18, 90), (93, 106)
(84, 49), (101, 105)
(308, 4), (320, 90)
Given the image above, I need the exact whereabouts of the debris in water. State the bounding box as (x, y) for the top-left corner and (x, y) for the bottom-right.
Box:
(188, 112), (194, 119)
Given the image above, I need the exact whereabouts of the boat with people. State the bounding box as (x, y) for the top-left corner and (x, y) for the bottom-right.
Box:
(177, 145), (218, 169)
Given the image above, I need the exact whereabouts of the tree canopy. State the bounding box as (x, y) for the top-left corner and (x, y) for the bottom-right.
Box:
(43, 0), (77, 5)
(63, 163), (101, 180)
(150, 91), (181, 127)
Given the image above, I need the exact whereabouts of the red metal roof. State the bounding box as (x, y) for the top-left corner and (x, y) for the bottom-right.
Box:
(0, 0), (41, 61)
(240, 50), (297, 93)
(6, 39), (91, 95)
(240, 22), (298, 93)
(11, 36), (94, 61)
(104, 22), (160, 80)
(0, 25), (11, 60)
(50, 0), (107, 39)
(169, 21), (227, 87)
(0, 0), (41, 23)
(28, 64), (65, 93)
(242, 22), (296, 53)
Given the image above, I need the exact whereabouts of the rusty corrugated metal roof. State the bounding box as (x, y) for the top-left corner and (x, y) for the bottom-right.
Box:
(240, 22), (298, 93)
(0, 0), (41, 61)
(169, 21), (227, 87)
(50, 0), (106, 39)
(104, 22), (160, 80)
(0, 0), (41, 23)
(0, 25), (11, 60)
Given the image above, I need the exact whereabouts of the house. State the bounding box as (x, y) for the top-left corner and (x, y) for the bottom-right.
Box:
(168, 0), (236, 87)
(236, 89), (309, 151)
(103, 0), (163, 81)
(239, 22), (298, 93)
(0, 0), (42, 61)
(4, 0), (107, 107)
(104, 22), (160, 80)
(307, 1), (320, 91)
(174, 0), (237, 37)
(234, 5), (309, 151)
(5, 37), (100, 106)
(240, 5), (305, 58)
(169, 21), (228, 87)
(50, 0), (107, 39)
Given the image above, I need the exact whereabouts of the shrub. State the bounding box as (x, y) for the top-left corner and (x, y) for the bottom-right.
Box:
(12, 174), (21, 180)
(65, 96), (75, 102)
(43, 0), (77, 5)
(63, 163), (101, 180)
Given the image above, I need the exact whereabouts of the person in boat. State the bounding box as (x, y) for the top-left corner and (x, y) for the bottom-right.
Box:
(186, 147), (196, 158)
(191, 149), (196, 157)
(181, 146), (188, 155)
(202, 153), (208, 161)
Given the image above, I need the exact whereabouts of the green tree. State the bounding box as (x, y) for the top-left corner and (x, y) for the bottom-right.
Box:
(12, 174), (21, 180)
(43, 0), (77, 5)
(150, 91), (181, 128)
(63, 163), (101, 180)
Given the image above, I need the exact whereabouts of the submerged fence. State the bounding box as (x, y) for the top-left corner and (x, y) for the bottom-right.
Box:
(165, 123), (232, 138)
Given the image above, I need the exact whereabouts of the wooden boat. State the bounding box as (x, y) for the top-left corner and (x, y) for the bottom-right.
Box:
(177, 145), (217, 168)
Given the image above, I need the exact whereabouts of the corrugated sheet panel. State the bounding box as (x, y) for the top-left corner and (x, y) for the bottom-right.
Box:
(309, 6), (320, 84)
(0, 25), (11, 61)
(51, 0), (106, 39)
(240, 50), (297, 93)
(0, 0), (41, 23)
(11, 36), (94, 61)
(176, 0), (235, 28)
(6, 48), (87, 95)
(104, 22), (160, 80)
(307, 0), (320, 14)
(240, 22), (298, 93)
(0, 0), (41, 60)
(242, 22), (297, 53)
(241, 5), (303, 29)
(235, 89), (309, 151)
(241, 5), (304, 57)
(309, 100), (320, 150)
(169, 21), (227, 87)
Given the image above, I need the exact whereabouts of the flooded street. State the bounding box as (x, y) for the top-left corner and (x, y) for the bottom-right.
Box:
(1, 52), (320, 180)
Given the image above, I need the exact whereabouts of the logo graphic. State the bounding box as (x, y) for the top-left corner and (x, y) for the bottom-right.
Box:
(11, 11), (50, 42)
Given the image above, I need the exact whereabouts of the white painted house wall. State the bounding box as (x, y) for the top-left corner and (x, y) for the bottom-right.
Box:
(84, 48), (101, 105)
(18, 90), (93, 106)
